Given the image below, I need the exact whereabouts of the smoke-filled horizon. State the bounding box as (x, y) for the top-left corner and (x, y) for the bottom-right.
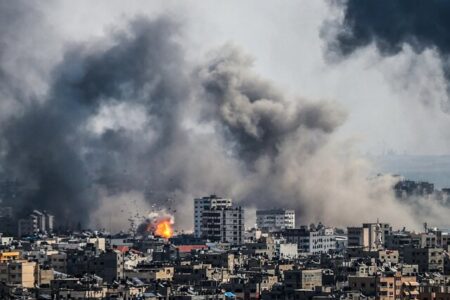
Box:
(1, 1), (450, 232)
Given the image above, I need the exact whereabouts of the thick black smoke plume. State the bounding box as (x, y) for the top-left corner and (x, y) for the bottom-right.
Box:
(0, 7), (346, 228)
(2, 1), (450, 231)
(329, 0), (450, 56)
(0, 12), (194, 226)
(326, 0), (450, 110)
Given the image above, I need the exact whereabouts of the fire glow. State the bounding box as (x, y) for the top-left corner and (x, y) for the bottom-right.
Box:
(154, 218), (174, 239)
(139, 210), (175, 239)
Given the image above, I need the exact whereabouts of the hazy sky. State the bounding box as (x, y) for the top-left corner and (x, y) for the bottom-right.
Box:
(45, 0), (450, 156)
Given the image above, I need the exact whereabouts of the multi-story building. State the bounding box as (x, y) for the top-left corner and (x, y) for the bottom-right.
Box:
(347, 226), (365, 248)
(0, 200), (15, 238)
(201, 206), (244, 244)
(278, 243), (298, 259)
(419, 230), (442, 248)
(348, 270), (418, 300)
(385, 230), (420, 250)
(394, 180), (435, 198)
(378, 250), (400, 264)
(92, 249), (124, 283)
(282, 226), (337, 255)
(281, 227), (310, 253)
(256, 209), (295, 232)
(194, 195), (232, 238)
(0, 260), (37, 288)
(198, 252), (235, 272)
(18, 210), (54, 236)
(347, 222), (391, 251)
(309, 227), (337, 255)
(402, 247), (444, 273)
(284, 269), (323, 290)
(243, 236), (277, 260)
(65, 248), (124, 283)
(49, 252), (68, 273)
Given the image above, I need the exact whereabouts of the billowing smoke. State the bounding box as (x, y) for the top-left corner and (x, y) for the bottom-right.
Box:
(328, 0), (450, 56)
(1, 1), (450, 232)
(137, 210), (174, 238)
(325, 0), (450, 111)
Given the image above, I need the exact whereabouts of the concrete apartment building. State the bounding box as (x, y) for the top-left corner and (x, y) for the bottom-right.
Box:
(256, 209), (295, 232)
(124, 266), (174, 282)
(193, 195), (244, 244)
(385, 231), (420, 250)
(283, 226), (338, 255)
(348, 270), (418, 300)
(18, 209), (54, 236)
(419, 285), (450, 300)
(402, 247), (444, 273)
(0, 260), (37, 288)
(348, 222), (392, 251)
(310, 227), (337, 255)
(243, 236), (277, 260)
(194, 195), (232, 238)
(283, 227), (311, 253)
(201, 206), (244, 244)
(49, 252), (67, 273)
(65, 248), (124, 283)
(284, 269), (323, 290)
(198, 252), (235, 272)
(90, 249), (125, 283)
(278, 243), (298, 259)
(379, 250), (400, 264)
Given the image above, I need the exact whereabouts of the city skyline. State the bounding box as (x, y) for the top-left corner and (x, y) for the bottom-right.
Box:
(1, 1), (450, 233)
(3, 1), (450, 299)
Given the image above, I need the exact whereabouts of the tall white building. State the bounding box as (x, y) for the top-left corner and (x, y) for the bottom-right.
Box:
(256, 209), (295, 232)
(194, 195), (232, 238)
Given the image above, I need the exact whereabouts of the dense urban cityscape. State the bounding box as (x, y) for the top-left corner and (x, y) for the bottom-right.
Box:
(0, 180), (449, 299)
(3, 0), (450, 299)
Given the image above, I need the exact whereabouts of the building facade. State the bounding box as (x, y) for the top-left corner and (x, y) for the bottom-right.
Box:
(201, 206), (244, 244)
(0, 260), (37, 288)
(18, 210), (54, 236)
(402, 247), (444, 273)
(194, 195), (232, 238)
(309, 227), (337, 255)
(347, 222), (391, 251)
(283, 226), (338, 255)
(256, 209), (295, 232)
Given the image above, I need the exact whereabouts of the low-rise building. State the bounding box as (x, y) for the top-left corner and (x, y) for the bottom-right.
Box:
(284, 269), (323, 290)
(0, 260), (37, 288)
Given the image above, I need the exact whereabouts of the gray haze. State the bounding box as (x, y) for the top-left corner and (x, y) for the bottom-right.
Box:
(1, 1), (450, 231)
(326, 0), (450, 112)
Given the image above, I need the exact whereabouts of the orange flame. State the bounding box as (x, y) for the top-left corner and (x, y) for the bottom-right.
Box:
(154, 219), (174, 239)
